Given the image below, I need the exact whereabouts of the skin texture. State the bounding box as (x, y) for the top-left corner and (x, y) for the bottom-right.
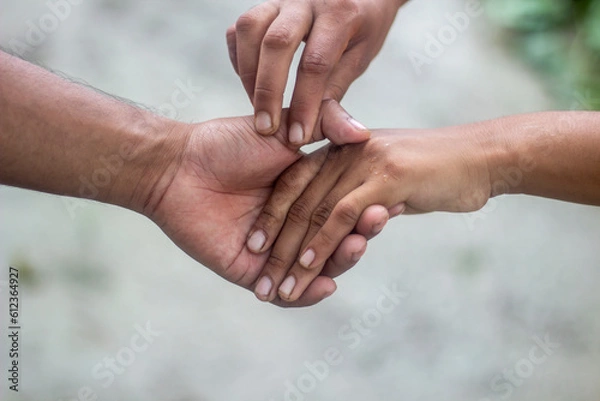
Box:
(0, 50), (388, 308)
(249, 113), (600, 302)
(226, 0), (406, 145)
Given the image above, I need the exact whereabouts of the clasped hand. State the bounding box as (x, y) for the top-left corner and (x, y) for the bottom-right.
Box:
(247, 126), (493, 303)
(148, 104), (392, 308)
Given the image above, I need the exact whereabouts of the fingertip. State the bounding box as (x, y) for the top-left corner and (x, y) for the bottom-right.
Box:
(355, 205), (389, 240)
(278, 275), (297, 301)
(307, 276), (337, 303)
(298, 248), (316, 269)
(389, 203), (406, 218)
(288, 122), (305, 145)
(372, 216), (388, 236)
(247, 230), (267, 253)
(226, 26), (239, 76)
(322, 234), (367, 278)
(254, 275), (273, 302)
(324, 281), (337, 299)
(348, 117), (368, 132)
(344, 126), (371, 144)
(351, 240), (368, 263)
(281, 275), (336, 304)
(272, 276), (336, 307)
(320, 99), (370, 145)
(226, 24), (236, 39)
(255, 111), (277, 135)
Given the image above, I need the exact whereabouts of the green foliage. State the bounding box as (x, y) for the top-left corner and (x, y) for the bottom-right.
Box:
(486, 0), (600, 110)
(486, 0), (573, 31)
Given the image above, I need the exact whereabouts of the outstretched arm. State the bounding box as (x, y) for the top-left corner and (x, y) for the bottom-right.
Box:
(248, 111), (600, 302)
(486, 112), (600, 204)
(0, 50), (180, 213)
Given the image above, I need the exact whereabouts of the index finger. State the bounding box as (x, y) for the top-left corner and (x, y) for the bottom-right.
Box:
(287, 20), (350, 145)
(253, 6), (313, 135)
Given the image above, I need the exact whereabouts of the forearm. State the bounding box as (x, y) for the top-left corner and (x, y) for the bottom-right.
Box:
(0, 51), (185, 213)
(485, 111), (600, 205)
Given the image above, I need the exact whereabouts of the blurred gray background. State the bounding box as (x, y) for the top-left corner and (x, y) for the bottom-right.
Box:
(1, 0), (600, 400)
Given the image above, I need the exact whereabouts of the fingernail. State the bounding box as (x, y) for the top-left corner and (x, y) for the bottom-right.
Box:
(389, 203), (406, 218)
(324, 288), (336, 299)
(351, 243), (367, 263)
(255, 276), (272, 300)
(373, 221), (386, 235)
(256, 111), (272, 134)
(247, 230), (266, 253)
(348, 117), (367, 131)
(279, 275), (296, 299)
(289, 122), (304, 145)
(299, 249), (315, 268)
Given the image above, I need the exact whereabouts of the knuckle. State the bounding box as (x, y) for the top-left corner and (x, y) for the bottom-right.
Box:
(253, 85), (278, 101)
(310, 200), (336, 229)
(266, 252), (288, 272)
(258, 204), (281, 232)
(353, 56), (371, 74)
(317, 227), (337, 248)
(325, 145), (344, 161)
(382, 157), (404, 181)
(364, 140), (388, 160)
(263, 27), (294, 49)
(276, 168), (302, 194)
(289, 97), (311, 113)
(239, 70), (257, 83)
(287, 199), (313, 225)
(226, 25), (236, 38)
(333, 0), (360, 21)
(299, 51), (331, 76)
(235, 12), (261, 33)
(334, 201), (360, 226)
(310, 208), (330, 230)
(325, 82), (347, 102)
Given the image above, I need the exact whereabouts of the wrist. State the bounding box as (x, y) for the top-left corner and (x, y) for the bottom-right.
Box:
(109, 112), (191, 215)
(454, 118), (511, 201)
(477, 115), (531, 198)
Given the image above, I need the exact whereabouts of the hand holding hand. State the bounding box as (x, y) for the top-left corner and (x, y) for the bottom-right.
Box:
(145, 108), (390, 307)
(248, 126), (494, 302)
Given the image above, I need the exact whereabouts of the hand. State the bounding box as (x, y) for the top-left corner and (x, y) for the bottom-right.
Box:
(145, 109), (390, 307)
(248, 126), (493, 302)
(226, 0), (404, 145)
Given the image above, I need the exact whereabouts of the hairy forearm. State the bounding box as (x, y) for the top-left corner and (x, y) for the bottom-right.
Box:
(0, 51), (185, 213)
(484, 111), (600, 205)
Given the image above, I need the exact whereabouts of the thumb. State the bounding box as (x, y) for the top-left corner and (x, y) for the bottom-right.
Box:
(314, 99), (370, 145)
